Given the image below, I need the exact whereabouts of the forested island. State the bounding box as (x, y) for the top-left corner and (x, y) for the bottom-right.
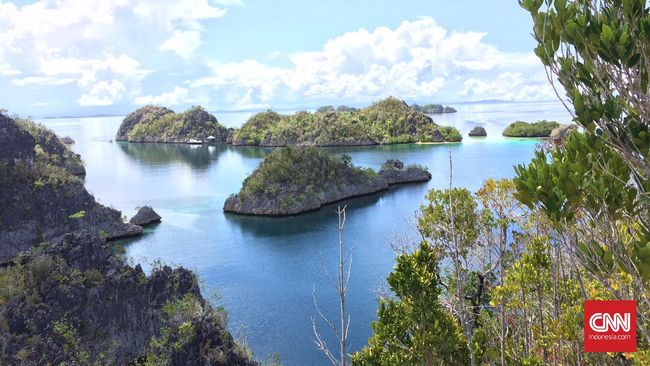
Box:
(116, 105), (232, 143)
(117, 97), (462, 147)
(410, 103), (457, 114)
(223, 147), (431, 216)
(0, 113), (256, 365)
(502, 120), (561, 137)
(230, 97), (461, 146)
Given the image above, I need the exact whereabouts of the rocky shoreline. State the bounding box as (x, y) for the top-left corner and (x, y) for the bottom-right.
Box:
(224, 148), (431, 216)
(0, 113), (257, 365)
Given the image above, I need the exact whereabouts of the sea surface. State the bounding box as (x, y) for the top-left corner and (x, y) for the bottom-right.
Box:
(39, 100), (571, 366)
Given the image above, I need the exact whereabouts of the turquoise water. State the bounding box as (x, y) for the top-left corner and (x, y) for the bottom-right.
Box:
(40, 101), (571, 366)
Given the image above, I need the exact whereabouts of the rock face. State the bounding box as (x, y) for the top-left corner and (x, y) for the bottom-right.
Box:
(130, 206), (162, 226)
(0, 112), (257, 366)
(468, 126), (487, 137)
(0, 114), (141, 262)
(223, 148), (431, 216)
(0, 232), (257, 366)
(549, 124), (578, 145)
(116, 105), (174, 141)
(379, 160), (432, 185)
(116, 105), (231, 144)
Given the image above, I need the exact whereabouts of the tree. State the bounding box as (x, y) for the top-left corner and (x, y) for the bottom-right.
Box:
(418, 185), (480, 366)
(312, 206), (352, 366)
(520, 0), (649, 193)
(351, 241), (469, 366)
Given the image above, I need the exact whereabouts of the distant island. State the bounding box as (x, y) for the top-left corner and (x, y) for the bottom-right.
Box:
(502, 120), (561, 137)
(410, 103), (457, 114)
(223, 147), (431, 216)
(230, 97), (461, 146)
(116, 105), (231, 143)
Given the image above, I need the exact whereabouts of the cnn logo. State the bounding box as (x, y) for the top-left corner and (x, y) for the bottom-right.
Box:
(584, 300), (636, 352)
(589, 312), (630, 333)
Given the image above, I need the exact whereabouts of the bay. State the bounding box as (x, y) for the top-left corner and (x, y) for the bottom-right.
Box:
(39, 100), (571, 365)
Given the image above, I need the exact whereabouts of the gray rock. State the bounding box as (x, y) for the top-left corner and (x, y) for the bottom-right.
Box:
(61, 135), (75, 144)
(129, 206), (162, 226)
(379, 160), (432, 185)
(468, 126), (487, 137)
(430, 130), (445, 142)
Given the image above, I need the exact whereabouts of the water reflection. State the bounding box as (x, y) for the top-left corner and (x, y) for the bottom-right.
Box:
(118, 141), (226, 170)
(224, 193), (382, 237)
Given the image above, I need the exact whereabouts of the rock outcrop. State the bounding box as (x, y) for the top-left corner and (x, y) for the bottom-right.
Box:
(130, 206), (162, 226)
(0, 114), (141, 262)
(116, 106), (231, 144)
(379, 160), (432, 185)
(0, 232), (257, 366)
(0, 112), (257, 365)
(116, 105), (174, 141)
(224, 148), (431, 216)
(468, 126), (487, 137)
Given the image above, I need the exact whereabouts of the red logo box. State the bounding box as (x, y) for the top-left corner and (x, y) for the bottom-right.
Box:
(584, 300), (636, 352)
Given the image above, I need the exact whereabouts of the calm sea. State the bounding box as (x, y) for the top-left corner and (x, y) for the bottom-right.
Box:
(40, 100), (571, 366)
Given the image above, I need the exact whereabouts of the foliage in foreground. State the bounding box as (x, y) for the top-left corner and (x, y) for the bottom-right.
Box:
(351, 242), (469, 366)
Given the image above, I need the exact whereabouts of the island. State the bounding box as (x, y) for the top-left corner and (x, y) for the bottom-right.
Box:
(410, 103), (457, 114)
(223, 147), (431, 216)
(468, 126), (487, 137)
(116, 105), (232, 144)
(502, 120), (561, 137)
(229, 97), (462, 146)
(0, 112), (256, 365)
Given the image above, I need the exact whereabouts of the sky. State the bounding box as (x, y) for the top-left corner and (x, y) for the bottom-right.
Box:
(0, 0), (557, 117)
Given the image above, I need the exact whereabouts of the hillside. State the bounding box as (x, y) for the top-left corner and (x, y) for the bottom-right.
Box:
(223, 147), (431, 216)
(0, 112), (257, 365)
(229, 97), (462, 146)
(0, 114), (142, 261)
(117, 106), (232, 143)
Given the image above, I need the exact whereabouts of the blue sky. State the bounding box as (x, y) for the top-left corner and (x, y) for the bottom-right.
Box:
(0, 0), (555, 116)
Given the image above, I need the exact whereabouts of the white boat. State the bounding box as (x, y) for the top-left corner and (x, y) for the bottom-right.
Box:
(187, 139), (203, 145)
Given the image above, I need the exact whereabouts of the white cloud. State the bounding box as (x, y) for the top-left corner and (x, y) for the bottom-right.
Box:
(134, 86), (192, 105)
(0, 0), (228, 106)
(12, 76), (77, 86)
(78, 79), (127, 106)
(191, 17), (554, 109)
(161, 31), (202, 58)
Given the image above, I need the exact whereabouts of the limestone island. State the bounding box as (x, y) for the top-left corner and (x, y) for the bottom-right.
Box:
(410, 103), (457, 114)
(468, 126), (487, 137)
(223, 147), (431, 216)
(502, 120), (561, 137)
(229, 97), (462, 146)
(116, 105), (231, 144)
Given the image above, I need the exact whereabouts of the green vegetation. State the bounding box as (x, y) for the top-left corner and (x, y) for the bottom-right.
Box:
(123, 106), (229, 143)
(501, 120), (560, 137)
(225, 147), (382, 215)
(231, 97), (462, 146)
(352, 241), (469, 365)
(350, 1), (650, 365)
(410, 103), (457, 114)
